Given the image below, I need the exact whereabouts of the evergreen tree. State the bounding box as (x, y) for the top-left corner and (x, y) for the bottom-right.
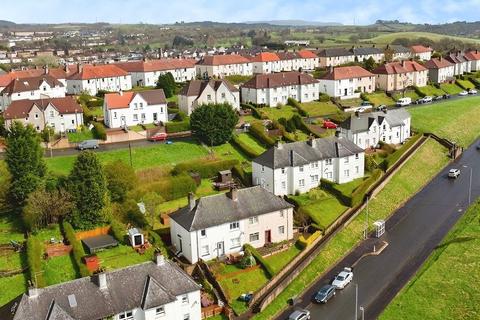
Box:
(67, 151), (107, 229)
(105, 160), (137, 202)
(363, 56), (377, 71)
(156, 72), (176, 98)
(5, 122), (46, 207)
(190, 103), (239, 146)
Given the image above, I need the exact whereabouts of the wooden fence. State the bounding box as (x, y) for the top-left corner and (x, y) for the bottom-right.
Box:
(75, 226), (111, 240)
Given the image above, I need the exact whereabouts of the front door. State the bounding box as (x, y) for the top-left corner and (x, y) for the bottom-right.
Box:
(265, 230), (272, 244)
(153, 113), (157, 121)
(217, 242), (225, 257)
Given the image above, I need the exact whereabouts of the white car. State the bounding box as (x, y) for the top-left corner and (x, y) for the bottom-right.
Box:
(332, 267), (353, 289)
(421, 96), (433, 103)
(468, 89), (477, 94)
(459, 91), (469, 96)
(448, 168), (460, 179)
(356, 107), (366, 113)
(288, 309), (310, 320)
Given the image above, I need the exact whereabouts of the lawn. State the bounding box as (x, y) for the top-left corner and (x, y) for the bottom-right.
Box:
(364, 92), (396, 106)
(380, 200), (480, 320)
(265, 244), (303, 275)
(0, 273), (28, 306)
(67, 129), (95, 143)
(439, 83), (464, 95)
(96, 244), (155, 270)
(236, 133), (267, 155)
(225, 75), (254, 85)
(457, 79), (476, 90)
(392, 90), (421, 102)
(0, 212), (24, 244)
(416, 85), (446, 97)
(333, 176), (367, 195)
(259, 105), (299, 121)
(361, 31), (480, 45)
(408, 95), (480, 147)
(300, 101), (340, 117)
(253, 139), (450, 319)
(338, 97), (363, 108)
(46, 139), (209, 175)
(43, 254), (78, 286)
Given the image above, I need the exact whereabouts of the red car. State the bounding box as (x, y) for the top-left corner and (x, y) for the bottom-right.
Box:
(322, 120), (337, 129)
(148, 132), (168, 142)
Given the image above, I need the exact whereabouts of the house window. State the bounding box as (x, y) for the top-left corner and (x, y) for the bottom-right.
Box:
(207, 94), (212, 101)
(230, 222), (239, 230)
(281, 181), (286, 189)
(160, 107), (164, 113)
(230, 237), (241, 249)
(344, 170), (350, 177)
(134, 103), (138, 110)
(355, 166), (359, 174)
(221, 93), (226, 98)
(156, 306), (165, 316)
(261, 166), (265, 172)
(139, 103), (143, 109)
(325, 159), (332, 165)
(279, 211), (284, 218)
(201, 245), (209, 257)
(118, 311), (133, 320)
(113, 112), (117, 119)
(298, 179), (305, 187)
(141, 113), (146, 120)
(299, 166), (304, 172)
(181, 294), (189, 304)
(35, 113), (39, 119)
(344, 157), (349, 164)
(278, 226), (285, 234)
(49, 110), (54, 117)
(326, 172), (332, 179)
(71, 120), (74, 124)
(249, 232), (260, 242)
(133, 114), (138, 121)
(281, 168), (285, 174)
(249, 216), (258, 224)
(200, 229), (206, 237)
(355, 153), (359, 159)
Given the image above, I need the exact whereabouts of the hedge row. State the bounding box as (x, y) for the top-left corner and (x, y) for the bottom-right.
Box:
(249, 122), (276, 147)
(412, 86), (426, 98)
(109, 219), (126, 244)
(320, 179), (352, 206)
(350, 169), (383, 207)
(92, 122), (107, 140)
(137, 173), (197, 201)
(381, 134), (422, 170)
(232, 164), (252, 186)
(231, 134), (263, 158)
(244, 244), (275, 278)
(173, 158), (239, 178)
(273, 119), (296, 142)
(63, 221), (91, 277)
(26, 236), (46, 288)
(241, 103), (268, 120)
(297, 230), (322, 249)
(166, 119), (190, 133)
(148, 229), (169, 258)
(319, 93), (331, 102)
(287, 98), (308, 117)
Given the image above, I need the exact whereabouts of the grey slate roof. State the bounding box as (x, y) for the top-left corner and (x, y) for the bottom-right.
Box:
(170, 186), (293, 232)
(253, 136), (364, 169)
(317, 48), (354, 57)
(350, 47), (383, 56)
(0, 260), (200, 320)
(340, 109), (410, 133)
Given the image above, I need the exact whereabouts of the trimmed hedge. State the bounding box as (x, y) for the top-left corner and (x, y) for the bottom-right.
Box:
(109, 218), (126, 244)
(287, 98), (308, 117)
(319, 93), (331, 102)
(92, 122), (106, 140)
(381, 134), (422, 170)
(244, 244), (275, 278)
(232, 164), (252, 186)
(249, 122), (276, 147)
(231, 134), (263, 158)
(138, 173), (197, 201)
(350, 169), (383, 207)
(63, 221), (91, 277)
(26, 236), (46, 288)
(297, 230), (322, 249)
(148, 229), (169, 258)
(173, 158), (239, 178)
(166, 119), (190, 133)
(320, 178), (352, 206)
(412, 86), (426, 98)
(241, 103), (268, 120)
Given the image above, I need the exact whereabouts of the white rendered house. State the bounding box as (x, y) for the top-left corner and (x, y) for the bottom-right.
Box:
(169, 187), (294, 264)
(424, 58), (455, 83)
(318, 66), (375, 99)
(103, 89), (168, 128)
(339, 109), (411, 149)
(67, 64), (132, 95)
(195, 54), (253, 78)
(252, 136), (365, 196)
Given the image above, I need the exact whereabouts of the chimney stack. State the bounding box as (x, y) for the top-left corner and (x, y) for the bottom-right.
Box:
(28, 286), (39, 298)
(307, 136), (317, 148)
(156, 254), (165, 266)
(188, 192), (196, 211)
(227, 187), (238, 201)
(96, 272), (107, 290)
(334, 130), (341, 138)
(275, 141), (283, 149)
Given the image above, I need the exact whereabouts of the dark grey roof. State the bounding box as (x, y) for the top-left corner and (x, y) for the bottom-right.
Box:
(253, 136), (364, 169)
(170, 186), (293, 232)
(81, 234), (118, 254)
(340, 109), (410, 133)
(137, 89), (167, 105)
(317, 48), (353, 57)
(0, 260), (200, 320)
(388, 45), (411, 54)
(351, 47), (383, 56)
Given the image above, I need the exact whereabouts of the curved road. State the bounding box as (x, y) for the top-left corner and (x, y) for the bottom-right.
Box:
(278, 138), (480, 320)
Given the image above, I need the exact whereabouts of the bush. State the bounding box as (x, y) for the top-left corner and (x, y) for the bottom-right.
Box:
(320, 179), (352, 206)
(287, 98), (308, 117)
(244, 244), (275, 278)
(63, 221), (91, 277)
(148, 229), (169, 258)
(319, 93), (331, 102)
(297, 231), (322, 249)
(231, 134), (263, 158)
(92, 122), (106, 140)
(378, 141), (395, 154)
(232, 164), (252, 186)
(412, 86), (426, 97)
(173, 158), (239, 179)
(249, 122), (276, 147)
(166, 119), (190, 133)
(134, 173), (197, 201)
(109, 218), (126, 244)
(350, 169), (383, 207)
(26, 235), (46, 288)
(381, 134), (422, 170)
(241, 103), (267, 120)
(365, 155), (379, 172)
(121, 199), (149, 228)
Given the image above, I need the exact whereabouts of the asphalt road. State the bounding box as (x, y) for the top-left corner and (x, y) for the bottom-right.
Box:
(278, 138), (480, 320)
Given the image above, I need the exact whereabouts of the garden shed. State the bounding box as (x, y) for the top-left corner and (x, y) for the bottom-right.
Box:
(82, 235), (119, 254)
(128, 228), (145, 247)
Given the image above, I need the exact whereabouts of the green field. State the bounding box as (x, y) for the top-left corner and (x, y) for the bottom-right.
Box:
(253, 139), (449, 319)
(364, 92), (396, 106)
(381, 200), (480, 320)
(265, 245), (303, 275)
(361, 31), (480, 44)
(408, 95), (480, 146)
(300, 101), (340, 117)
(46, 139), (209, 174)
(43, 254), (78, 286)
(67, 130), (95, 143)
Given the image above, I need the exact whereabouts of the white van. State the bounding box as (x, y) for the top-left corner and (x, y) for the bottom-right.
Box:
(396, 97), (412, 107)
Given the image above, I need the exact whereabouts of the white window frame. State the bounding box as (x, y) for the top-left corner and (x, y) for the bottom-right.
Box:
(249, 232), (260, 242)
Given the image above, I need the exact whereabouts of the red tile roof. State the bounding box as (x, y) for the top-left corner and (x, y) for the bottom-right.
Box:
(242, 71), (318, 89)
(4, 96), (82, 119)
(197, 54), (250, 66)
(424, 58), (454, 69)
(322, 66), (374, 80)
(464, 50), (480, 61)
(115, 59), (197, 73)
(297, 50), (318, 59)
(105, 89), (167, 109)
(373, 61), (427, 75)
(250, 52), (280, 62)
(68, 64), (128, 80)
(411, 45), (433, 53)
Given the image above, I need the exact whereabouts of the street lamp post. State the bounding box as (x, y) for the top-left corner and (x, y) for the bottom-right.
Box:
(364, 196), (369, 240)
(355, 283), (358, 320)
(462, 165), (473, 205)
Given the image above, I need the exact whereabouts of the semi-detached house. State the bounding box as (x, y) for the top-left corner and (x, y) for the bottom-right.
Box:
(249, 50), (319, 74)
(424, 57), (455, 83)
(410, 45), (433, 61)
(103, 89), (168, 128)
(372, 60), (428, 92)
(195, 54), (252, 78)
(317, 48), (355, 67)
(66, 64), (132, 95)
(350, 46), (385, 63)
(444, 52), (471, 76)
(0, 258), (201, 320)
(240, 71), (319, 106)
(252, 137), (365, 196)
(318, 66), (375, 99)
(169, 187), (294, 264)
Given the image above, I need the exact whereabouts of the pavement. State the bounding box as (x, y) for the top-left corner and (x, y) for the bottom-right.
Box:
(276, 138), (480, 320)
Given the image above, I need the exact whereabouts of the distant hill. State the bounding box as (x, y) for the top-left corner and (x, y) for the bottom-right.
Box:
(362, 31), (480, 45)
(244, 20), (342, 27)
(0, 20), (16, 27)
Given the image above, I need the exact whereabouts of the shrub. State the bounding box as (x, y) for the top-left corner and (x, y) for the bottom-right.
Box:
(319, 93), (331, 102)
(92, 122), (106, 140)
(350, 169), (383, 207)
(166, 119), (190, 133)
(109, 218), (126, 244)
(244, 244), (275, 278)
(121, 199), (149, 228)
(147, 229), (169, 258)
(134, 173), (197, 201)
(287, 98), (308, 117)
(231, 135), (263, 158)
(173, 159), (239, 178)
(297, 231), (322, 249)
(26, 235), (46, 288)
(378, 141), (395, 154)
(320, 179), (352, 206)
(241, 103), (267, 120)
(381, 134), (422, 170)
(232, 164), (252, 186)
(249, 122), (276, 147)
(412, 86), (426, 97)
(63, 221), (91, 277)
(365, 154), (379, 172)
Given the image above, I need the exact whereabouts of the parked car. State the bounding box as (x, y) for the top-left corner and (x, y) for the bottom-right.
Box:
(443, 94), (451, 99)
(376, 105), (387, 112)
(433, 95), (443, 101)
(476, 144), (480, 150)
(148, 132), (168, 142)
(360, 101), (372, 107)
(448, 168), (461, 179)
(396, 97), (412, 107)
(421, 96), (433, 103)
(323, 120), (338, 129)
(288, 309), (311, 320)
(459, 91), (469, 96)
(332, 267), (353, 289)
(314, 285), (336, 304)
(468, 89), (477, 95)
(77, 140), (99, 150)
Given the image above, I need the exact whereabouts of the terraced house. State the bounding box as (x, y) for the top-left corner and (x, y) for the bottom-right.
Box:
(464, 50), (480, 71)
(317, 48), (355, 67)
(0, 258), (201, 320)
(240, 71), (319, 105)
(444, 52), (472, 75)
(424, 57), (455, 83)
(195, 54), (252, 78)
(373, 60), (428, 91)
(169, 187), (294, 264)
(252, 136), (365, 196)
(410, 45), (433, 61)
(66, 64), (132, 95)
(318, 66), (375, 99)
(350, 46), (385, 63)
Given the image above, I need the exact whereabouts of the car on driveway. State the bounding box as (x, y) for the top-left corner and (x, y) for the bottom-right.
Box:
(288, 309), (310, 320)
(332, 267), (353, 289)
(314, 284), (336, 304)
(459, 91), (469, 96)
(448, 168), (461, 179)
(77, 139), (99, 150)
(322, 120), (337, 129)
(468, 89), (478, 95)
(148, 132), (168, 142)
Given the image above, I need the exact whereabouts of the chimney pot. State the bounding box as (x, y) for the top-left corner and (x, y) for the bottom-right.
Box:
(156, 254), (165, 266)
(28, 286), (39, 298)
(227, 187), (238, 201)
(188, 192), (195, 211)
(96, 272), (107, 290)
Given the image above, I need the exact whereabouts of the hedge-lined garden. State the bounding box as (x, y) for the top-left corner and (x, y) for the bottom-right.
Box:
(63, 221), (90, 277)
(244, 244), (275, 278)
(381, 134), (423, 170)
(26, 235), (46, 288)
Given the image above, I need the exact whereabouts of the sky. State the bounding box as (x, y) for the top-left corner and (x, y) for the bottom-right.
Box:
(1, 0), (480, 25)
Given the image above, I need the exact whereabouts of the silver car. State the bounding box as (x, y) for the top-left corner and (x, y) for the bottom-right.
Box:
(288, 309), (311, 320)
(77, 140), (99, 150)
